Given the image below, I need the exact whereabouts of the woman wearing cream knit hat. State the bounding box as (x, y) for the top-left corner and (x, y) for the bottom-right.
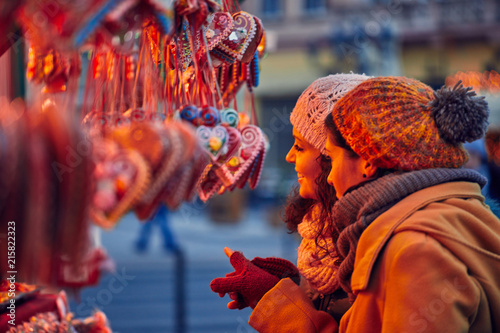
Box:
(210, 73), (370, 319)
(285, 73), (371, 320)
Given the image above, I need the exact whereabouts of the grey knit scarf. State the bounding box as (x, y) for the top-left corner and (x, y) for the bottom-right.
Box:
(332, 168), (487, 295)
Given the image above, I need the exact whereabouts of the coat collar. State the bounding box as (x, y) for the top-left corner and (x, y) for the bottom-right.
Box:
(350, 181), (484, 292)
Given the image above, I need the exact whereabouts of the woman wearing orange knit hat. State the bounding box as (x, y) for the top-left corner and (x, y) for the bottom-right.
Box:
(249, 76), (500, 332)
(210, 73), (370, 320)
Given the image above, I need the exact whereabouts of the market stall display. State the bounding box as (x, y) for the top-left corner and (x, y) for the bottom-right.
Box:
(0, 0), (267, 330)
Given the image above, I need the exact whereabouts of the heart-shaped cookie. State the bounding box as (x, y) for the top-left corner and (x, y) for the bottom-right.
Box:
(197, 125), (228, 161)
(134, 144), (181, 219)
(217, 125), (241, 162)
(198, 124), (265, 196)
(248, 144), (267, 190)
(232, 142), (266, 191)
(206, 12), (234, 50)
(213, 11), (256, 63)
(213, 125), (242, 187)
(109, 122), (165, 170)
(225, 125), (265, 190)
(90, 145), (151, 229)
(197, 164), (223, 202)
(241, 16), (264, 63)
(161, 122), (200, 209)
(137, 125), (183, 207)
(183, 144), (211, 202)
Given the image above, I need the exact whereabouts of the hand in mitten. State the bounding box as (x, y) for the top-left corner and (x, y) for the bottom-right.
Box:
(251, 256), (300, 285)
(219, 256), (300, 309)
(210, 249), (279, 309)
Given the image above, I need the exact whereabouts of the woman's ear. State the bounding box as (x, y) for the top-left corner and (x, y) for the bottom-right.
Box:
(362, 160), (378, 179)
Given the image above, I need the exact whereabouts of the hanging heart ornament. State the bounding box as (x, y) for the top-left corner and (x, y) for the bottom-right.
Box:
(196, 125), (228, 161)
(206, 12), (234, 50)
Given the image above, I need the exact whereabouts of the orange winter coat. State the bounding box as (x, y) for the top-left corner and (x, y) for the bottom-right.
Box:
(249, 181), (500, 332)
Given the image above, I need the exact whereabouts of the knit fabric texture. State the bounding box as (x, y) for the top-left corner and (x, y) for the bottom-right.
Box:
(210, 251), (280, 309)
(251, 257), (300, 284)
(331, 168), (487, 296)
(290, 73), (371, 155)
(297, 204), (340, 295)
(332, 76), (490, 170)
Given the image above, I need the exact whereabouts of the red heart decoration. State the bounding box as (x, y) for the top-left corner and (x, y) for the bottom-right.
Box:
(226, 125), (266, 191)
(213, 11), (256, 63)
(197, 125), (265, 198)
(161, 122), (208, 209)
(183, 145), (211, 203)
(213, 125), (241, 187)
(217, 125), (242, 163)
(197, 164), (223, 202)
(90, 141), (151, 229)
(133, 126), (183, 220)
(241, 16), (264, 63)
(249, 145), (267, 190)
(206, 12), (234, 50)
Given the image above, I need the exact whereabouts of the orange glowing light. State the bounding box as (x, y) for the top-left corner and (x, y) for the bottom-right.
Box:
(26, 47), (36, 81)
(445, 70), (500, 93)
(257, 31), (266, 58)
(238, 112), (250, 127)
(43, 51), (55, 76)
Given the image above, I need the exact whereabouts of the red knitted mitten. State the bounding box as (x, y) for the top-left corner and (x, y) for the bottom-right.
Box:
(251, 257), (300, 285)
(210, 251), (280, 309)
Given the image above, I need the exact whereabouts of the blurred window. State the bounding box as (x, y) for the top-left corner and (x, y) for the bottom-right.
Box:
(304, 0), (326, 14)
(262, 0), (283, 18)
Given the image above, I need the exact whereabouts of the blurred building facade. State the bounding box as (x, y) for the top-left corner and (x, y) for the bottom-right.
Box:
(241, 0), (500, 199)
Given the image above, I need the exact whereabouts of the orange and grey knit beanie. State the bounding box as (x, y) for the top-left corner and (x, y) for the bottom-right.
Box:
(332, 76), (490, 170)
(290, 73), (371, 155)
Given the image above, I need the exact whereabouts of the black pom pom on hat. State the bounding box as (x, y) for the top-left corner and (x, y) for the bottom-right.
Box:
(430, 80), (489, 145)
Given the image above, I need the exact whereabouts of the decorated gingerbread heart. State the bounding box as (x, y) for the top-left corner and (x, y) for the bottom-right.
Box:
(212, 125), (242, 187)
(161, 121), (209, 208)
(90, 140), (151, 229)
(141, 124), (183, 202)
(213, 11), (257, 63)
(231, 141), (266, 191)
(206, 12), (234, 51)
(197, 124), (265, 197)
(224, 125), (265, 191)
(241, 16), (264, 64)
(133, 126), (182, 220)
(249, 143), (267, 190)
(197, 164), (223, 202)
(196, 125), (228, 161)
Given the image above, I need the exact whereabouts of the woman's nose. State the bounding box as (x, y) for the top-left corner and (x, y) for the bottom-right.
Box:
(285, 148), (295, 164)
(327, 169), (334, 186)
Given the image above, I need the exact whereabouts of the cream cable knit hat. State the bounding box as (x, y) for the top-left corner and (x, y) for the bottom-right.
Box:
(290, 73), (372, 155)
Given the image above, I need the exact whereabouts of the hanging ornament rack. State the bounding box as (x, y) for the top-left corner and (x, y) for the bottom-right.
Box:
(0, 0), (268, 290)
